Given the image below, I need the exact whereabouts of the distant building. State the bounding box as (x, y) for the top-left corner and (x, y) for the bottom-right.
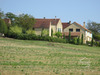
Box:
(34, 17), (62, 36)
(62, 21), (92, 43)
(4, 18), (11, 24)
(34, 18), (92, 43)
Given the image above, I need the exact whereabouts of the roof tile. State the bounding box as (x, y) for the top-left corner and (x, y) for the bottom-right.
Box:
(34, 19), (59, 28)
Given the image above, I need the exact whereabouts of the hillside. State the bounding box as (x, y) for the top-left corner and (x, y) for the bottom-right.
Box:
(0, 37), (100, 75)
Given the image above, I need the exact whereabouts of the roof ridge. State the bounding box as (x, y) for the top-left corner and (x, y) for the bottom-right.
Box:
(73, 22), (91, 33)
(35, 18), (60, 20)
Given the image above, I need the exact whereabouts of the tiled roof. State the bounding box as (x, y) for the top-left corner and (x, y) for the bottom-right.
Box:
(74, 22), (91, 33)
(62, 23), (70, 30)
(34, 19), (60, 28)
(4, 19), (11, 24)
(62, 32), (81, 36)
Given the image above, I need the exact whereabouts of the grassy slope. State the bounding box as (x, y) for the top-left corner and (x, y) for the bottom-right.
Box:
(0, 37), (100, 75)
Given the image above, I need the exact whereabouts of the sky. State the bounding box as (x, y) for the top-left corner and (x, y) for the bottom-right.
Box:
(0, 0), (100, 25)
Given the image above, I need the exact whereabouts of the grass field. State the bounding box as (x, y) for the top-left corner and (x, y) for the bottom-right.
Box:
(0, 37), (100, 75)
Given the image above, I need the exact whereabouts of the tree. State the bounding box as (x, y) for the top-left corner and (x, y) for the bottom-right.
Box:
(68, 31), (71, 42)
(55, 32), (62, 38)
(5, 12), (16, 23)
(91, 35), (94, 46)
(63, 34), (66, 39)
(87, 22), (100, 33)
(0, 19), (8, 34)
(0, 9), (4, 19)
(77, 37), (81, 45)
(15, 14), (35, 30)
(87, 22), (100, 41)
(51, 29), (53, 37)
(81, 34), (83, 44)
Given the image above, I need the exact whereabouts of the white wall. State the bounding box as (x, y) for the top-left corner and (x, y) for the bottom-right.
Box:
(85, 31), (92, 41)
(85, 31), (92, 38)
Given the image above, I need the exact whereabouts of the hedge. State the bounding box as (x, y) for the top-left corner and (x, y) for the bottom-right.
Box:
(6, 32), (66, 43)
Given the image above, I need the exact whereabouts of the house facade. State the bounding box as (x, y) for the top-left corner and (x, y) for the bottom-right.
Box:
(34, 18), (92, 43)
(62, 21), (92, 43)
(34, 18), (62, 36)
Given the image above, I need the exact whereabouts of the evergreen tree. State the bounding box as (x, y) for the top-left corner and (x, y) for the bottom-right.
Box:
(77, 37), (81, 45)
(91, 35), (94, 46)
(68, 31), (71, 42)
(51, 29), (53, 37)
(63, 34), (66, 39)
(81, 34), (83, 44)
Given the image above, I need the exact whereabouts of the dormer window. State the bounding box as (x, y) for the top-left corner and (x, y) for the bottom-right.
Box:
(76, 29), (80, 32)
(69, 29), (73, 32)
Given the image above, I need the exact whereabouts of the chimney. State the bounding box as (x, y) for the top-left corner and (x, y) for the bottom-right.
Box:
(43, 17), (45, 19)
(83, 22), (85, 27)
(69, 21), (71, 24)
(55, 16), (56, 20)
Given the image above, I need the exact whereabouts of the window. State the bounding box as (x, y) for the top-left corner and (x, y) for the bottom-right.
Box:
(58, 28), (61, 32)
(76, 29), (80, 32)
(69, 29), (73, 32)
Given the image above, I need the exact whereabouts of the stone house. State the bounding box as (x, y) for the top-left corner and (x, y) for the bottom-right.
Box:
(34, 18), (63, 36)
(62, 21), (92, 43)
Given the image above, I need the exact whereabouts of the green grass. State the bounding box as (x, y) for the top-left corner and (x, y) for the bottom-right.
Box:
(0, 37), (100, 75)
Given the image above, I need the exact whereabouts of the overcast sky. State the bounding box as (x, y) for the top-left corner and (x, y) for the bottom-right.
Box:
(0, 0), (100, 25)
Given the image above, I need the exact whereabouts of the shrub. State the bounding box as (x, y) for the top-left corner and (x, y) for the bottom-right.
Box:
(9, 25), (22, 34)
(94, 34), (100, 40)
(41, 29), (49, 37)
(42, 29), (49, 36)
(49, 37), (66, 43)
(26, 29), (35, 34)
(55, 32), (62, 38)
(99, 42), (100, 47)
(96, 41), (100, 47)
(43, 36), (50, 41)
(66, 39), (69, 43)
(94, 41), (100, 47)
(86, 41), (91, 46)
(77, 37), (81, 45)
(73, 37), (77, 44)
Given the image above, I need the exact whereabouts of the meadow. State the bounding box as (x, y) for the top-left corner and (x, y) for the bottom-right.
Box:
(0, 37), (100, 75)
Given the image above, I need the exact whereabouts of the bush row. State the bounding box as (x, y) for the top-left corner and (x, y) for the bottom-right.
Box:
(86, 41), (100, 47)
(6, 32), (100, 47)
(6, 32), (66, 43)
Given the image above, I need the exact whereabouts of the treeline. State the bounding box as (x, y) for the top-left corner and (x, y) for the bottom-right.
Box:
(87, 22), (100, 41)
(0, 9), (35, 35)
